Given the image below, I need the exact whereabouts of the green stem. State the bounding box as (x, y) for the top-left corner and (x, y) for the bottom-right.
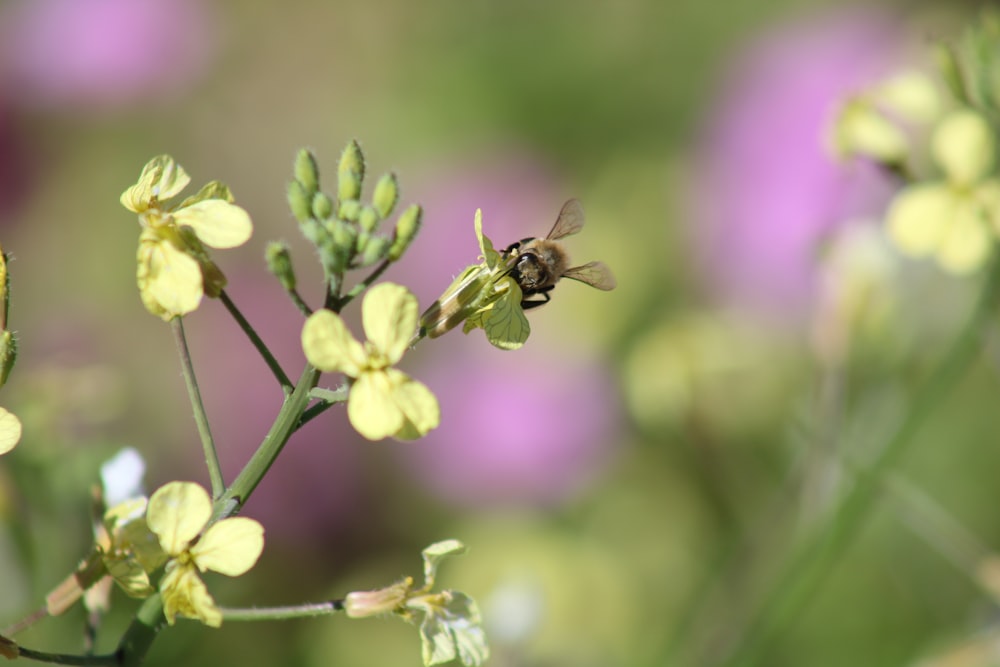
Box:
(288, 288), (313, 317)
(298, 385), (348, 428)
(220, 599), (344, 622)
(335, 260), (391, 311)
(217, 363), (321, 516)
(171, 318), (224, 498)
(15, 647), (117, 666)
(720, 253), (1000, 667)
(219, 290), (293, 392)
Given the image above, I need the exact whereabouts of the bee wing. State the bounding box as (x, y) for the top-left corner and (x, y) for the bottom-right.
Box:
(546, 199), (585, 240)
(562, 261), (616, 291)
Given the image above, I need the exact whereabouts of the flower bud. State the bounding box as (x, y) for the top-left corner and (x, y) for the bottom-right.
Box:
(293, 148), (320, 195)
(358, 205), (379, 233)
(372, 172), (399, 219)
(286, 181), (313, 223)
(265, 242), (297, 292)
(0, 331), (16, 387)
(328, 218), (358, 252)
(338, 198), (361, 222)
(388, 204), (422, 261)
(358, 235), (391, 267)
(311, 192), (334, 220)
(299, 218), (330, 247)
(344, 578), (412, 618)
(337, 139), (365, 202)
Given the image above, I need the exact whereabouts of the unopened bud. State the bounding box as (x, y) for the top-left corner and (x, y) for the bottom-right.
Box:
(311, 192), (334, 220)
(0, 331), (15, 387)
(359, 235), (391, 267)
(338, 198), (361, 222)
(388, 204), (422, 261)
(265, 242), (297, 292)
(293, 149), (320, 195)
(287, 181), (313, 223)
(337, 140), (365, 202)
(328, 219), (358, 260)
(372, 172), (399, 219)
(358, 205), (379, 233)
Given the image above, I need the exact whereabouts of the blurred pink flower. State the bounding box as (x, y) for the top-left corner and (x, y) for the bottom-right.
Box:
(401, 342), (618, 509)
(394, 152), (621, 508)
(687, 10), (901, 322)
(0, 0), (213, 110)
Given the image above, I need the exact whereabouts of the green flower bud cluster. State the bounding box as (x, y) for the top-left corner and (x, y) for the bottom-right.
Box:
(285, 142), (423, 294)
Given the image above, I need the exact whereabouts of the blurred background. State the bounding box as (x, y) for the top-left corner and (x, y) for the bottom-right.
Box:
(2, 0), (1000, 665)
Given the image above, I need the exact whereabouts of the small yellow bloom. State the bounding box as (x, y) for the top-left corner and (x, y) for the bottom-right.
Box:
(302, 283), (440, 441)
(121, 156), (253, 320)
(146, 481), (264, 627)
(887, 109), (1000, 273)
(344, 540), (490, 667)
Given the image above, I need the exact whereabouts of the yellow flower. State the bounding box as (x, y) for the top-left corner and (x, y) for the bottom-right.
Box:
(121, 155), (253, 320)
(146, 481), (264, 627)
(886, 109), (1000, 273)
(344, 540), (490, 667)
(0, 407), (20, 455)
(302, 283), (440, 440)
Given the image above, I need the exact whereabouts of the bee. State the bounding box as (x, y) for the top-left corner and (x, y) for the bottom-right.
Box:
(416, 199), (615, 346)
(503, 198), (616, 309)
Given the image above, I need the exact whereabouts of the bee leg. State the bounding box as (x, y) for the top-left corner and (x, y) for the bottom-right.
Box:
(504, 238), (534, 255)
(520, 288), (552, 310)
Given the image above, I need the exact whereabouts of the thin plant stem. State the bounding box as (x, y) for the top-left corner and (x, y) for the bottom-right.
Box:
(286, 287), (313, 317)
(719, 251), (1000, 667)
(171, 318), (224, 498)
(299, 385), (348, 428)
(219, 290), (293, 391)
(217, 362), (321, 515)
(219, 599), (344, 622)
(335, 260), (391, 311)
(14, 647), (117, 666)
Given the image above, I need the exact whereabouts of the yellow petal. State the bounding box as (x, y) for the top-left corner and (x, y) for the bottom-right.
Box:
(886, 184), (953, 257)
(362, 283), (417, 364)
(160, 564), (222, 627)
(348, 371), (403, 440)
(933, 109), (995, 186)
(137, 236), (204, 320)
(474, 209), (503, 269)
(172, 200), (253, 249)
(937, 201), (992, 274)
(120, 155), (190, 213)
(873, 70), (940, 124)
(833, 100), (908, 163)
(483, 279), (530, 350)
(301, 309), (366, 376)
(147, 482), (211, 555)
(0, 407), (21, 455)
(192, 517), (264, 576)
(388, 370), (440, 440)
